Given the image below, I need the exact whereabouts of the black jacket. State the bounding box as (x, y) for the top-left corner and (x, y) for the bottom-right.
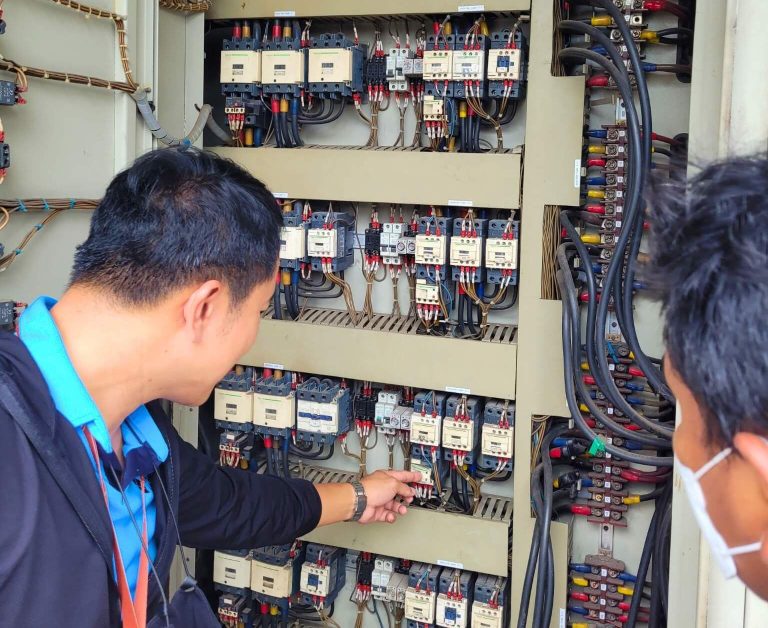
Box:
(0, 332), (322, 627)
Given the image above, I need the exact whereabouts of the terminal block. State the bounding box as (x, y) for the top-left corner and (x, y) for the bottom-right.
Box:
(453, 34), (489, 98)
(569, 555), (634, 627)
(308, 34), (366, 97)
(471, 575), (509, 628)
(451, 217), (488, 283)
(424, 34), (456, 97)
(253, 370), (296, 436)
(295, 377), (352, 445)
(299, 544), (346, 607)
(436, 569), (476, 628)
(478, 400), (514, 471)
(279, 201), (309, 271)
(485, 219), (520, 285)
(405, 563), (442, 627)
(488, 30), (527, 100)
(214, 367), (254, 430)
(442, 395), (482, 464)
(307, 210), (355, 273)
(218, 429), (254, 468)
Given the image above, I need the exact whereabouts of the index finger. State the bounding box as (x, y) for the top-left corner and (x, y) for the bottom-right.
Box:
(384, 470), (423, 485)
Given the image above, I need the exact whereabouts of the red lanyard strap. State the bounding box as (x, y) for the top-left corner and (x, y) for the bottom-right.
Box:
(84, 427), (149, 628)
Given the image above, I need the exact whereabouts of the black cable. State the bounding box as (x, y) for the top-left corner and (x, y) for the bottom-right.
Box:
(517, 517), (541, 628)
(558, 265), (673, 465)
(532, 424), (571, 628)
(272, 284), (283, 320)
(557, 244), (672, 449)
(626, 481), (672, 626)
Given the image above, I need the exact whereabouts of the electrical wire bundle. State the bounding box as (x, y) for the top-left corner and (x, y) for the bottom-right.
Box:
(527, 3), (690, 626)
(0, 0), (211, 146)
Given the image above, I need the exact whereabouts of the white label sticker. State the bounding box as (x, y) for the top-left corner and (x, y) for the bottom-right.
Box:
(604, 509), (610, 517)
(447, 199), (474, 207)
(445, 386), (471, 395)
(574, 159), (582, 188)
(458, 4), (485, 11)
(274, 10), (296, 17)
(605, 481), (612, 489)
(437, 559), (464, 569)
(601, 583), (607, 591)
(264, 362), (285, 370)
(605, 466), (611, 474)
(273, 192), (289, 199)
(559, 609), (566, 628)
(601, 568), (608, 577)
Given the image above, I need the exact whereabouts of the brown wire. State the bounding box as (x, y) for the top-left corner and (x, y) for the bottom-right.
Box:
(159, 0), (211, 11)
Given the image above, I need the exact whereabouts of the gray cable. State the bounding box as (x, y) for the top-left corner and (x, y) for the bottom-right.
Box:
(131, 88), (211, 146)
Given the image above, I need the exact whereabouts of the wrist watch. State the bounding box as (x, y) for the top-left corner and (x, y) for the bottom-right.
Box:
(348, 480), (367, 522)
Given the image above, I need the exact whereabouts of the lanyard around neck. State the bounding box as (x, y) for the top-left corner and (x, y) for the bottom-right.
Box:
(84, 427), (149, 628)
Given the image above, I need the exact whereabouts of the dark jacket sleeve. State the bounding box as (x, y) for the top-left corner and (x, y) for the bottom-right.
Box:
(172, 429), (323, 550)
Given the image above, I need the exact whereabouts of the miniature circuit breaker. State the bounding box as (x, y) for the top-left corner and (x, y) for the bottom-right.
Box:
(380, 222), (406, 266)
(295, 377), (352, 445)
(442, 395), (482, 464)
(374, 390), (402, 434)
(299, 543), (347, 607)
(252, 370), (296, 436)
(386, 47), (415, 92)
(436, 568), (476, 628)
(478, 400), (514, 472)
(405, 562), (442, 627)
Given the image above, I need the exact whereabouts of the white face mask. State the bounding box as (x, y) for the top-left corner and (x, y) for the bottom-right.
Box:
(677, 447), (762, 579)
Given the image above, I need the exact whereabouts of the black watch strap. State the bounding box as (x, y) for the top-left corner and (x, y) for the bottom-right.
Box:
(348, 480), (367, 522)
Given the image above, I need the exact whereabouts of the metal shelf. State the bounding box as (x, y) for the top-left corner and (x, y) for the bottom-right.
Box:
(241, 309), (517, 399)
(210, 146), (522, 209)
(208, 0), (530, 20)
(296, 464), (512, 577)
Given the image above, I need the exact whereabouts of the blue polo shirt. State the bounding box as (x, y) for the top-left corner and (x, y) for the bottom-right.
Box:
(18, 296), (169, 596)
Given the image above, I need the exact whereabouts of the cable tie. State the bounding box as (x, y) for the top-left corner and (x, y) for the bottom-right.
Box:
(14, 249), (22, 255)
(588, 436), (606, 457)
(42, 199), (50, 212)
(34, 223), (43, 231)
(17, 199), (27, 212)
(69, 198), (76, 209)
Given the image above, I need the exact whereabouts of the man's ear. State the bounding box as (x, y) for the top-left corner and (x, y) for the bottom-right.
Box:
(733, 433), (768, 563)
(182, 280), (224, 343)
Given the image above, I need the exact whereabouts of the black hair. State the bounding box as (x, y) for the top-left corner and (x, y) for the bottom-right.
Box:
(72, 146), (281, 306)
(647, 154), (768, 445)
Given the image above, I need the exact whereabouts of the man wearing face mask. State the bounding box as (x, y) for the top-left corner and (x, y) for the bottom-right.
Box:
(648, 155), (768, 594)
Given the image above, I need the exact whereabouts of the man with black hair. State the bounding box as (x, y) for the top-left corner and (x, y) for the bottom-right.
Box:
(649, 155), (768, 599)
(0, 147), (420, 627)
